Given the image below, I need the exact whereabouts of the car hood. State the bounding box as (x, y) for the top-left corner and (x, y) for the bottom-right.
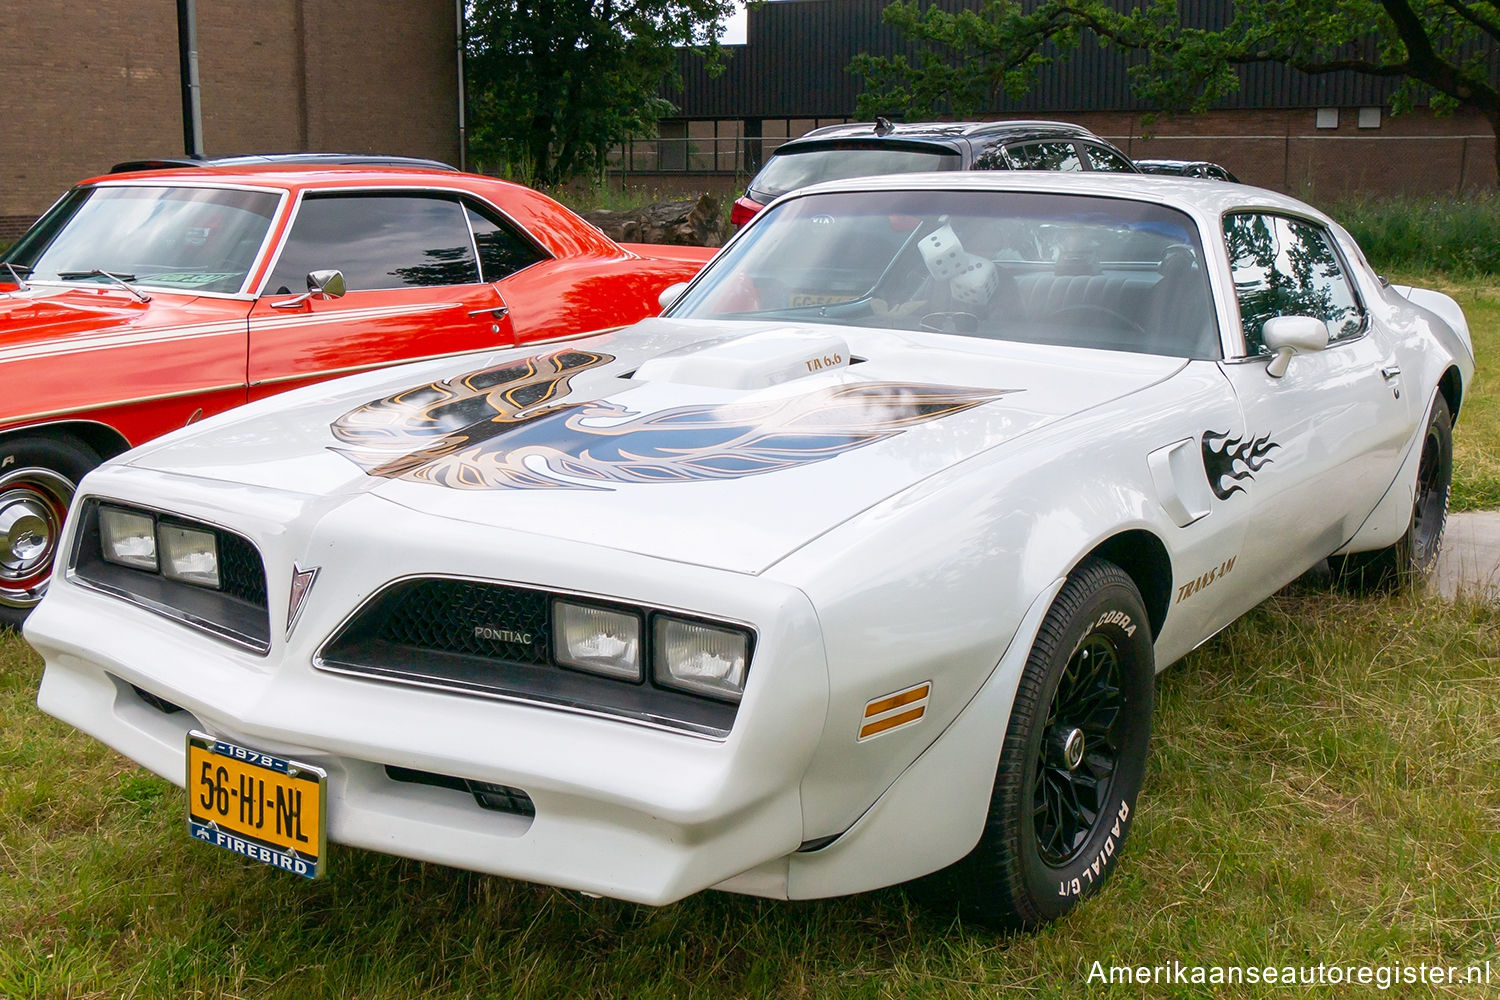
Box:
(124, 319), (1183, 574)
(0, 284), (160, 344)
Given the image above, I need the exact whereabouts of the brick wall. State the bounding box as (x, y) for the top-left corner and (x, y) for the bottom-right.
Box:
(1, 1), (459, 238)
(617, 107), (1499, 203)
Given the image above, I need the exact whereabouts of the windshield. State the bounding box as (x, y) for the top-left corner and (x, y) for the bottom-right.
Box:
(3, 185), (281, 294)
(746, 145), (961, 202)
(669, 189), (1221, 359)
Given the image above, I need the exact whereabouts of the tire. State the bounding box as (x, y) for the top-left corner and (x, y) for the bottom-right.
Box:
(922, 557), (1155, 929)
(1330, 394), (1452, 592)
(0, 435), (102, 629)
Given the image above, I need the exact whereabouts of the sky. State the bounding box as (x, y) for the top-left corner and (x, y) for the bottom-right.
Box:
(720, 2), (749, 45)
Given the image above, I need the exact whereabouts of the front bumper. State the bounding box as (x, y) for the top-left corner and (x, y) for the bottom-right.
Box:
(28, 472), (831, 905)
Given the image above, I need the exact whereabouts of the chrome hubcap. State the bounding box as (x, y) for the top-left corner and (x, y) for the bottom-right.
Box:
(0, 468), (75, 609)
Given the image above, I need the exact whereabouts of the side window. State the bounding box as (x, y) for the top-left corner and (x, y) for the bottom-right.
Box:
(265, 193), (479, 294)
(464, 203), (546, 282)
(1223, 213), (1364, 355)
(1083, 144), (1135, 172)
(1005, 141), (1084, 172)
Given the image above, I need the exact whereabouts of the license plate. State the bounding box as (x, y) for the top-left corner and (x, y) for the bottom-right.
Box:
(788, 292), (856, 307)
(186, 731), (327, 879)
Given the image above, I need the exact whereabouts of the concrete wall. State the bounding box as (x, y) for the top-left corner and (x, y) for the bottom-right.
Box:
(1, 1), (460, 241)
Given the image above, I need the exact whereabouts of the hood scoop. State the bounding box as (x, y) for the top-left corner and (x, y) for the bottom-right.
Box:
(630, 327), (851, 390)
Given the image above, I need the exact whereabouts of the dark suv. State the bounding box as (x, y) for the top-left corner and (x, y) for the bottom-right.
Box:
(730, 120), (1138, 227)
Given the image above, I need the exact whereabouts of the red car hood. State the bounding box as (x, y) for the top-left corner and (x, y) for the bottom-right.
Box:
(0, 285), (250, 428)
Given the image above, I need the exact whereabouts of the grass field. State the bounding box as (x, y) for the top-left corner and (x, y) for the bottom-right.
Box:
(4, 586), (1498, 998)
(2, 272), (1497, 998)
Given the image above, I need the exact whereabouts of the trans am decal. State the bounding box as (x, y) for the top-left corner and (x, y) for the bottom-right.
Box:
(330, 348), (1008, 490)
(1201, 430), (1279, 500)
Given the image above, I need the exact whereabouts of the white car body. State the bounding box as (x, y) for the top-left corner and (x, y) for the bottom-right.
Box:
(27, 174), (1474, 914)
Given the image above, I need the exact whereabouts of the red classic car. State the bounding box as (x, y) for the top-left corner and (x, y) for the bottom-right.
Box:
(0, 164), (713, 624)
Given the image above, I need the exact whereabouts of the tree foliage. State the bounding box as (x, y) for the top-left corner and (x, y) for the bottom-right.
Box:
(852, 1), (1500, 167)
(467, 0), (736, 188)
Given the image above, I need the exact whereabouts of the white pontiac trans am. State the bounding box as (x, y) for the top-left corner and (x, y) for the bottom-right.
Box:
(26, 173), (1474, 928)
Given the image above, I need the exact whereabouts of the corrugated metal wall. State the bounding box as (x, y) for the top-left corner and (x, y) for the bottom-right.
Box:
(669, 0), (1400, 119)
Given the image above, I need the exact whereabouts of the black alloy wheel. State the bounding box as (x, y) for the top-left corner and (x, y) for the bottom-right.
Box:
(1331, 393), (1452, 591)
(1033, 631), (1124, 866)
(919, 556), (1154, 929)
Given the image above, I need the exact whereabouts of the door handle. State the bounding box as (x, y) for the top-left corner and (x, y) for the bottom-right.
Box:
(1381, 364), (1402, 399)
(468, 305), (510, 319)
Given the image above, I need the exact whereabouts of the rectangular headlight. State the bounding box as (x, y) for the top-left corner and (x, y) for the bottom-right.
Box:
(158, 523), (219, 589)
(653, 617), (749, 702)
(553, 600), (641, 681)
(99, 506), (157, 571)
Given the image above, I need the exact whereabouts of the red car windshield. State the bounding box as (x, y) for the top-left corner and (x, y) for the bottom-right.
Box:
(746, 146), (961, 202)
(5, 185), (280, 295)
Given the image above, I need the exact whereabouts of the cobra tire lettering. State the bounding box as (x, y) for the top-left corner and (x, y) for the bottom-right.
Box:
(1057, 799), (1132, 897)
(1, 455), (13, 469)
(1091, 610), (1136, 638)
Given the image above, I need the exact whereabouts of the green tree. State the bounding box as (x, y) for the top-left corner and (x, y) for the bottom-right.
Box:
(467, 0), (736, 188)
(851, 1), (1500, 174)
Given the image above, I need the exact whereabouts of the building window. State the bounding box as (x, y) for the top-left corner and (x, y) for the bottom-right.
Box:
(1315, 108), (1339, 129)
(1358, 107), (1381, 129)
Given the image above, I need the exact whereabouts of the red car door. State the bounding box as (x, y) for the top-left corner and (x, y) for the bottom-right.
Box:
(247, 192), (514, 399)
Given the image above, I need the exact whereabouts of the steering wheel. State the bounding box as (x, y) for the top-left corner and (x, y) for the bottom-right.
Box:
(920, 311), (981, 335)
(1043, 304), (1145, 334)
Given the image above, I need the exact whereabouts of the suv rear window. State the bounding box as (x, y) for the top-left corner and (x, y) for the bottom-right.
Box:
(747, 146), (961, 202)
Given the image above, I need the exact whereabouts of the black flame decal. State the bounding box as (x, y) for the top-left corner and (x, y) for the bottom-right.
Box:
(1201, 430), (1279, 500)
(330, 348), (1010, 491)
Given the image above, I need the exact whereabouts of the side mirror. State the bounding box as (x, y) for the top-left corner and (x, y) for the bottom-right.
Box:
(269, 269), (347, 310)
(1262, 315), (1328, 377)
(658, 281), (688, 311)
(307, 269), (346, 299)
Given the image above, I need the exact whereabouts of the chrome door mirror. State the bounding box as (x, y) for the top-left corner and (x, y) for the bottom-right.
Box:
(269, 269), (347, 310)
(658, 281), (688, 311)
(307, 269), (346, 299)
(1262, 315), (1328, 377)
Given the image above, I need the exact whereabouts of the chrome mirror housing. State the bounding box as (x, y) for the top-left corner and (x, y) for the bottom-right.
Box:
(307, 269), (346, 299)
(1262, 316), (1329, 377)
(658, 281), (688, 311)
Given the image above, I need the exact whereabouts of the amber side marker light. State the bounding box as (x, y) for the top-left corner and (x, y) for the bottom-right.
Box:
(858, 682), (931, 741)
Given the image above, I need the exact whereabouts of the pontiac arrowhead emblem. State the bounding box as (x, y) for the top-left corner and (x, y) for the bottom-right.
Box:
(287, 564), (320, 636)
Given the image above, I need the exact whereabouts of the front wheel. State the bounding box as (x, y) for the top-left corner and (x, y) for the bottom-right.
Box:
(926, 557), (1155, 929)
(0, 435), (102, 629)
(1330, 393), (1452, 591)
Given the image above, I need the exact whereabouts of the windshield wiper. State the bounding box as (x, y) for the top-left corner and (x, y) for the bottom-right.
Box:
(55, 269), (150, 302)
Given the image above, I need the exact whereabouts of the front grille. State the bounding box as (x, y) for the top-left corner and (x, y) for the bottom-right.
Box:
(318, 577), (742, 738)
(217, 531), (268, 607)
(372, 578), (548, 664)
(70, 500), (271, 652)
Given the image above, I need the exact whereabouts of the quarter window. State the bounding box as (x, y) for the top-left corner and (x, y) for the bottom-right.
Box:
(266, 194), (480, 294)
(464, 204), (545, 282)
(1083, 145), (1135, 172)
(1223, 213), (1363, 354)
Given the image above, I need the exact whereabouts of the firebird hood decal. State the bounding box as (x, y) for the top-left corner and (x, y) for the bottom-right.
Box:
(330, 348), (1010, 490)
(1201, 430), (1279, 500)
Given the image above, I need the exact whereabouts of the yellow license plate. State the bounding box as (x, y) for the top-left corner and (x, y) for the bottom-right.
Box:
(186, 731), (327, 879)
(788, 292), (856, 307)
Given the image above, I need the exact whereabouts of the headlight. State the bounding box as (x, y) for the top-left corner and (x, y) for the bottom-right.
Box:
(99, 506), (157, 571)
(158, 523), (220, 589)
(553, 599), (641, 681)
(653, 616), (749, 702)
